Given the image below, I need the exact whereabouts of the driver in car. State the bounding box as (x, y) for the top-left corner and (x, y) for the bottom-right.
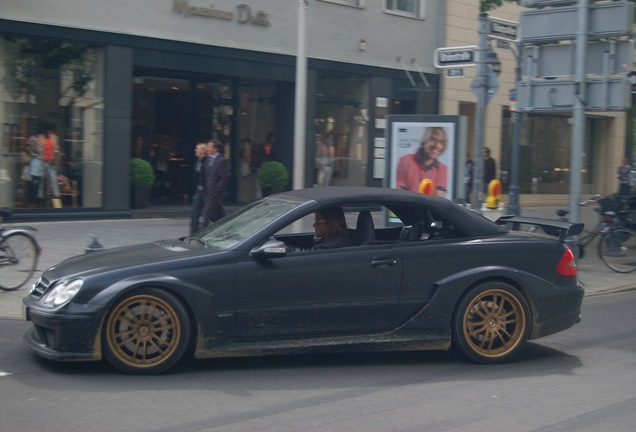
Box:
(312, 207), (352, 249)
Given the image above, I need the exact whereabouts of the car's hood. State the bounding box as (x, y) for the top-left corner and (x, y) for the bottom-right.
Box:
(44, 239), (215, 280)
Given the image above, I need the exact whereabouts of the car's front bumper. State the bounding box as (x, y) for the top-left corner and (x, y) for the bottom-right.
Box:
(23, 299), (104, 362)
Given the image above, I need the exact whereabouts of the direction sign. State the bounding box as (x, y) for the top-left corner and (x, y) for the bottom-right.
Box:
(523, 40), (634, 78)
(521, 1), (634, 43)
(516, 78), (631, 112)
(434, 46), (477, 68)
(488, 17), (519, 43)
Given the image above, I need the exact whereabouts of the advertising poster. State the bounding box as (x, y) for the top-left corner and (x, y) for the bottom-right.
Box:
(389, 121), (456, 201)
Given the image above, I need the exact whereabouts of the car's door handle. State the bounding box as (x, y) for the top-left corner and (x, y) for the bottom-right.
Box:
(371, 258), (398, 267)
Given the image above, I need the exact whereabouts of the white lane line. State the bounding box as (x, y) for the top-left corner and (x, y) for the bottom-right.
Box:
(0, 371), (12, 377)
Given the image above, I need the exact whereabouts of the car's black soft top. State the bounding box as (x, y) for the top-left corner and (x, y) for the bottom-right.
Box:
(268, 187), (507, 237)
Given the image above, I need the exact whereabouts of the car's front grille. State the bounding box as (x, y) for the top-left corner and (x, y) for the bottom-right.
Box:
(30, 276), (51, 299)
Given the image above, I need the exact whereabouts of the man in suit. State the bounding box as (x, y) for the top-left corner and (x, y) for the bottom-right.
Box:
(202, 139), (228, 227)
(189, 142), (208, 234)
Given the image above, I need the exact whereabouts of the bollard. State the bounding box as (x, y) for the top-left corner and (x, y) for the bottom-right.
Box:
(85, 235), (104, 254)
(486, 179), (502, 209)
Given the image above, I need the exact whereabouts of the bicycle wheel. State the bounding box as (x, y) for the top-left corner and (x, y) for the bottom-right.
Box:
(0, 232), (39, 291)
(598, 228), (636, 274)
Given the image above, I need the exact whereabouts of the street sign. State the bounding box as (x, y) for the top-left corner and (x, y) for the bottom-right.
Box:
(495, 40), (511, 51)
(446, 68), (464, 78)
(523, 40), (634, 78)
(487, 17), (519, 43)
(434, 46), (477, 68)
(521, 1), (634, 43)
(516, 78), (631, 112)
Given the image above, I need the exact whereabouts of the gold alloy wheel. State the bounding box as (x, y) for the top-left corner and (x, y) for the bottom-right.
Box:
(461, 288), (527, 360)
(105, 293), (184, 370)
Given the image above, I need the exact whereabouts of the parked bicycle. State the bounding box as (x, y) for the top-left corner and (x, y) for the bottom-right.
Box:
(557, 195), (636, 273)
(0, 208), (41, 291)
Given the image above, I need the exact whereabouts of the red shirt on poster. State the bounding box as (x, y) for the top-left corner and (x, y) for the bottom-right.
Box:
(396, 154), (448, 194)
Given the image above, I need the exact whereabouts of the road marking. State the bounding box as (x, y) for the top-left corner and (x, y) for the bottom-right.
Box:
(0, 371), (12, 377)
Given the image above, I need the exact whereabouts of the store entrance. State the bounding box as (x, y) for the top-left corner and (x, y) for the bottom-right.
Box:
(132, 69), (279, 207)
(132, 71), (235, 205)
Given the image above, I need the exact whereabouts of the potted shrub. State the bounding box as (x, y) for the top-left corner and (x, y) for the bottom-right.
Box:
(257, 161), (289, 196)
(130, 157), (155, 209)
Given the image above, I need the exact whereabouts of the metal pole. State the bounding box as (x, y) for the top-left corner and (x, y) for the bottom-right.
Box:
(569, 0), (589, 224)
(508, 43), (523, 216)
(473, 13), (489, 214)
(293, 0), (308, 190)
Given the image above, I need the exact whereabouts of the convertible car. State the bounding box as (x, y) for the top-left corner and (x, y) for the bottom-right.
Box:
(23, 187), (584, 374)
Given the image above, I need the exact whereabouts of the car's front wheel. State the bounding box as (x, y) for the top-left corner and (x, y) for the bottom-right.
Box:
(452, 282), (530, 364)
(103, 288), (191, 374)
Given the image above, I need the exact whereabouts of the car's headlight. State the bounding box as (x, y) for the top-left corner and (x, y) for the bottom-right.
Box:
(43, 279), (83, 307)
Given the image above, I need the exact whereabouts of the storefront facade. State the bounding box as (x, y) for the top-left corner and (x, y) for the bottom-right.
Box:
(0, 0), (443, 218)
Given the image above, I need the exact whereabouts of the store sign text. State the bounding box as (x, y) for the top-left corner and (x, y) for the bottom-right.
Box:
(173, 0), (270, 26)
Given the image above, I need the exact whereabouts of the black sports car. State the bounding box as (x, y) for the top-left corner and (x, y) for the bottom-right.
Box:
(23, 187), (584, 374)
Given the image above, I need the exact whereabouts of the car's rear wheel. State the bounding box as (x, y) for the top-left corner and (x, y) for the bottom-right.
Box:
(452, 283), (530, 364)
(103, 288), (190, 374)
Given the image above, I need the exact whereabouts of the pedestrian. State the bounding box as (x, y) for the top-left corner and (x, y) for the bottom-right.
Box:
(189, 142), (208, 234)
(483, 147), (497, 194)
(464, 152), (473, 204)
(201, 139), (228, 227)
(617, 157), (632, 196)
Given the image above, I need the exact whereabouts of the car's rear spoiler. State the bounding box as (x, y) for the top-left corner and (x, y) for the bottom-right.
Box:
(495, 215), (584, 241)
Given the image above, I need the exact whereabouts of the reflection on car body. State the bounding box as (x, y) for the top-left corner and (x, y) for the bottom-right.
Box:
(23, 187), (584, 374)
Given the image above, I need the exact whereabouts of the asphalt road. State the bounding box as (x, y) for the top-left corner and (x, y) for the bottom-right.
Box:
(1, 291), (634, 432)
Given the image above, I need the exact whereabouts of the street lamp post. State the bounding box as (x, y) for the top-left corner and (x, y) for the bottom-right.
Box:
(473, 13), (500, 214)
(293, 0), (308, 190)
(507, 42), (523, 216)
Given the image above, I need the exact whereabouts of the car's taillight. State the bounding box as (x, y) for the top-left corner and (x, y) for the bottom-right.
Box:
(556, 248), (577, 276)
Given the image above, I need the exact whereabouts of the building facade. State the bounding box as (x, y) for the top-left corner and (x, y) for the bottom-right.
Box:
(1, 0), (632, 219)
(0, 0), (443, 218)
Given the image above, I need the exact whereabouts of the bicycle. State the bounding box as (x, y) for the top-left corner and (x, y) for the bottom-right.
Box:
(557, 195), (636, 273)
(0, 207), (41, 291)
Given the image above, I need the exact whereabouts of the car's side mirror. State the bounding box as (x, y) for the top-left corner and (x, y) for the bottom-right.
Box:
(250, 240), (288, 259)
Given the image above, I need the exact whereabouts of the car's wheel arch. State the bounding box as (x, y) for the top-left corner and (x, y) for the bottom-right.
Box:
(397, 270), (536, 341)
(434, 267), (538, 322)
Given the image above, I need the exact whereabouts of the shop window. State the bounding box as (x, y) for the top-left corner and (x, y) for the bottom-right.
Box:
(385, 0), (423, 18)
(0, 34), (104, 209)
(315, 71), (369, 187)
(500, 114), (596, 195)
(236, 79), (276, 204)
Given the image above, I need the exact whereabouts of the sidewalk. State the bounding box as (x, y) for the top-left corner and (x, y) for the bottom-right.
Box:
(2, 205), (635, 319)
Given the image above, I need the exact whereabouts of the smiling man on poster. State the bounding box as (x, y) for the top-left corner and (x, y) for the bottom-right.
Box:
(394, 124), (454, 198)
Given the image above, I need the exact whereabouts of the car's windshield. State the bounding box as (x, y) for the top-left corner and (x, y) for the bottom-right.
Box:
(193, 199), (302, 249)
